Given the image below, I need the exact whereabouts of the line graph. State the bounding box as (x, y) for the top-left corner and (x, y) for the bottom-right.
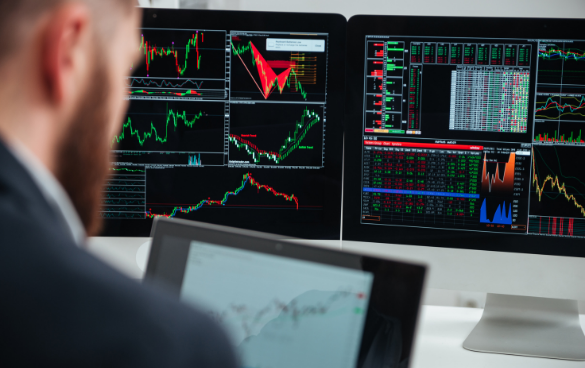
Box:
(145, 172), (299, 219)
(537, 42), (585, 90)
(535, 94), (585, 121)
(229, 34), (327, 102)
(180, 243), (372, 368)
(128, 78), (204, 89)
(114, 100), (225, 154)
(481, 153), (516, 194)
(210, 291), (358, 342)
(227, 103), (324, 168)
(113, 106), (204, 147)
(109, 167), (145, 173)
(126, 78), (226, 99)
(538, 46), (585, 62)
(530, 146), (585, 219)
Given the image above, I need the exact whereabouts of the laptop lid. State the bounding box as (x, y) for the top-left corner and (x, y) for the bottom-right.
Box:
(145, 218), (426, 368)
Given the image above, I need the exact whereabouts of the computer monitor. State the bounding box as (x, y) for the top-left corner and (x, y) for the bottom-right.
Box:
(343, 15), (585, 360)
(144, 218), (426, 368)
(100, 8), (345, 239)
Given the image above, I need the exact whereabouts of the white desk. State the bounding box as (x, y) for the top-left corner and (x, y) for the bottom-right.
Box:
(87, 238), (585, 367)
(413, 306), (585, 367)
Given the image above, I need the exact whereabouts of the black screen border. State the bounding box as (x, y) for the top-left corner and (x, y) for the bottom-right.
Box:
(102, 8), (346, 239)
(343, 15), (585, 258)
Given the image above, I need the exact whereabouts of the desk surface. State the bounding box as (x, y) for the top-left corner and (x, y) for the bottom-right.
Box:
(87, 238), (585, 367)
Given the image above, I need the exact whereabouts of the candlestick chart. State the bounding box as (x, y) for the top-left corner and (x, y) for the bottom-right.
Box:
(229, 34), (327, 102)
(145, 171), (299, 219)
(128, 28), (226, 98)
(530, 145), (585, 219)
(228, 103), (324, 167)
(537, 42), (585, 90)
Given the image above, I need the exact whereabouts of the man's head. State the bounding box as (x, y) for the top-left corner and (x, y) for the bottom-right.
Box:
(0, 0), (142, 236)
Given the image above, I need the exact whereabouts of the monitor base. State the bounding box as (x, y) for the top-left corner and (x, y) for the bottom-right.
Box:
(463, 293), (585, 360)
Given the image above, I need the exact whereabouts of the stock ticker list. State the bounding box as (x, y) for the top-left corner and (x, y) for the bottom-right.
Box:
(361, 139), (532, 233)
(362, 141), (482, 228)
(360, 34), (538, 235)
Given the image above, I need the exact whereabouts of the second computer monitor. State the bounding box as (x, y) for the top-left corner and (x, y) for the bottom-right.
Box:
(343, 15), (585, 258)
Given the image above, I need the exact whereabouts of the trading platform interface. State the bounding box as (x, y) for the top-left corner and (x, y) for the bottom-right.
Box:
(103, 26), (333, 236)
(181, 241), (373, 368)
(361, 36), (585, 239)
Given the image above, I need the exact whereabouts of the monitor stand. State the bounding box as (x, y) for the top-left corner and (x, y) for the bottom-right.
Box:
(463, 293), (585, 360)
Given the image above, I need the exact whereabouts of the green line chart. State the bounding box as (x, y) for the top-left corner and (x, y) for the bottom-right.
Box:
(113, 105), (204, 147)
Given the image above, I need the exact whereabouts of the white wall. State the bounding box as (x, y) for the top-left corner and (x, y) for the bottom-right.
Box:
(233, 0), (585, 19)
(145, 0), (585, 19)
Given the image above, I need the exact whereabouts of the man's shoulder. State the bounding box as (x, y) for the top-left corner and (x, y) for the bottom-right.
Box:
(0, 192), (236, 367)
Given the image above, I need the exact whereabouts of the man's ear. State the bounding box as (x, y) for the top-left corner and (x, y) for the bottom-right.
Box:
(40, 3), (91, 105)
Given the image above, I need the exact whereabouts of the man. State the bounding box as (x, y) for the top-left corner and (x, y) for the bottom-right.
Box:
(0, 1), (237, 366)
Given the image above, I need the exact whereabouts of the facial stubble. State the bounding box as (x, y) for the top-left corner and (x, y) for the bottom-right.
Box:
(55, 63), (117, 237)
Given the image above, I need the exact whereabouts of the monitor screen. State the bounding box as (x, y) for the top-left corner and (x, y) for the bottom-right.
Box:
(180, 240), (373, 368)
(101, 9), (345, 238)
(343, 16), (585, 257)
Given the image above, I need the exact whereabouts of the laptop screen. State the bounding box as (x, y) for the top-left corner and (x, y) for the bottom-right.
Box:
(180, 241), (374, 368)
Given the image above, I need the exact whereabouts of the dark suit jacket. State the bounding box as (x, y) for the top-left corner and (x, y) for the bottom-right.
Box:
(0, 141), (237, 367)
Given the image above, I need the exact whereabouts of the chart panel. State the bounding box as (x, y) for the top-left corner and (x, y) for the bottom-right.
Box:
(230, 32), (328, 102)
(112, 99), (227, 167)
(101, 166), (147, 220)
(360, 139), (531, 233)
(143, 168), (326, 228)
(529, 145), (585, 219)
(362, 36), (536, 140)
(228, 103), (325, 168)
(128, 28), (227, 100)
(537, 42), (585, 94)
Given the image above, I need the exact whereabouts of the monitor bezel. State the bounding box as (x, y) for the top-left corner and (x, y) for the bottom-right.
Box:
(102, 8), (346, 239)
(342, 15), (585, 258)
(145, 217), (427, 367)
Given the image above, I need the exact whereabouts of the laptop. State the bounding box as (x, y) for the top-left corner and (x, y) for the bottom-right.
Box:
(145, 218), (426, 368)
